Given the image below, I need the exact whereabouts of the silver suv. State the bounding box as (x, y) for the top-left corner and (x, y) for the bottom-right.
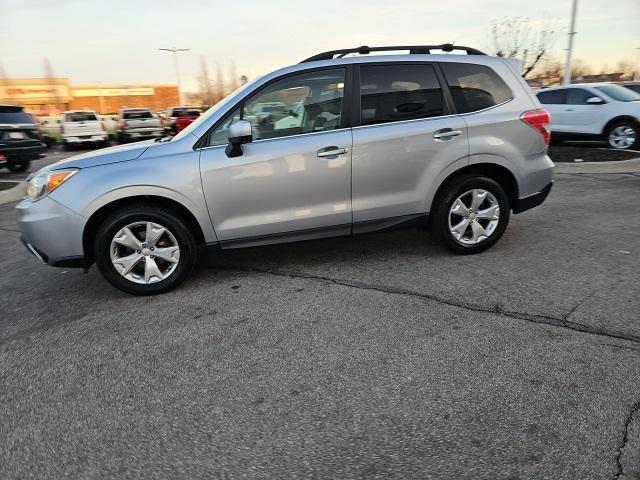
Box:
(17, 44), (554, 295)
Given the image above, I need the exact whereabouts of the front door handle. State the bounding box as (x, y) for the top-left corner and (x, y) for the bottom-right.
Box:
(317, 146), (348, 158)
(433, 128), (462, 140)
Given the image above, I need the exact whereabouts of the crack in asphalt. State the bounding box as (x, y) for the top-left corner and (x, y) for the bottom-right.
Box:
(614, 400), (640, 480)
(207, 265), (640, 346)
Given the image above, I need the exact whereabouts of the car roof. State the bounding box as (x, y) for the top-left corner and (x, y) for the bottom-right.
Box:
(538, 82), (614, 91)
(63, 110), (98, 113)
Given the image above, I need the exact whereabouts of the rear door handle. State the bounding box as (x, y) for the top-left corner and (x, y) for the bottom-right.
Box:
(433, 128), (462, 140)
(317, 146), (348, 158)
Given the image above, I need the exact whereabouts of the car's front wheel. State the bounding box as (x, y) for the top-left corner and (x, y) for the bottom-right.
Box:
(430, 175), (510, 254)
(94, 204), (198, 295)
(606, 121), (639, 149)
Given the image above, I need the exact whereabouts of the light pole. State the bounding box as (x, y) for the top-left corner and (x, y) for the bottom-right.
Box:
(563, 0), (578, 85)
(159, 47), (190, 106)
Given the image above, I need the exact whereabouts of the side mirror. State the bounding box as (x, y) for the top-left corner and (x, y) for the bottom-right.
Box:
(587, 96), (604, 105)
(225, 120), (252, 158)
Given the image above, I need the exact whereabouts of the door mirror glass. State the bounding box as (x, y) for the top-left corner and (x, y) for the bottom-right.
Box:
(587, 96), (604, 104)
(228, 120), (252, 144)
(226, 120), (252, 158)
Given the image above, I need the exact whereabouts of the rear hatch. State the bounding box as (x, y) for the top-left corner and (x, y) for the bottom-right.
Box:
(0, 106), (43, 158)
(62, 111), (103, 137)
(122, 110), (161, 131)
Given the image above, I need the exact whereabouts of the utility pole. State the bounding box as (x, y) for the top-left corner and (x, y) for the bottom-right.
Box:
(563, 0), (578, 85)
(159, 47), (190, 106)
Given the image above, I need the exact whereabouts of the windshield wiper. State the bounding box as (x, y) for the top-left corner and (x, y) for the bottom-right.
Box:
(155, 135), (173, 143)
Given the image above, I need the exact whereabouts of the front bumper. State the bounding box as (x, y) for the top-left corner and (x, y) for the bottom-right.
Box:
(513, 181), (553, 214)
(16, 196), (87, 268)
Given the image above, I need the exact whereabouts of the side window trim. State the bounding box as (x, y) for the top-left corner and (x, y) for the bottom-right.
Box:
(195, 65), (352, 149)
(353, 61), (450, 128)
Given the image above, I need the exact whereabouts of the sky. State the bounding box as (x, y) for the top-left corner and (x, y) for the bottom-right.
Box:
(1, 0), (639, 91)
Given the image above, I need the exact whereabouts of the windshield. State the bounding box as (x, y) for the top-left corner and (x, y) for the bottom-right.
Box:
(595, 85), (640, 102)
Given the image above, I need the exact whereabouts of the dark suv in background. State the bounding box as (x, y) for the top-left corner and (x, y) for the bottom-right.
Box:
(0, 105), (45, 172)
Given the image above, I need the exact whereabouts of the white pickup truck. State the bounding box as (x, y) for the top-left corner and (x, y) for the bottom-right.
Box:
(60, 110), (108, 150)
(116, 108), (163, 143)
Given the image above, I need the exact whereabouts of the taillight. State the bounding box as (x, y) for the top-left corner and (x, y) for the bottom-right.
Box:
(122, 120), (128, 129)
(101, 121), (106, 131)
(520, 109), (551, 146)
(60, 124), (64, 134)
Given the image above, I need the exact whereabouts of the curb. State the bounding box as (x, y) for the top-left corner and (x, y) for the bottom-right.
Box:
(554, 157), (640, 174)
(0, 181), (25, 205)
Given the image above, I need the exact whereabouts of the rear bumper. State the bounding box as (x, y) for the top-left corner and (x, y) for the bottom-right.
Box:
(513, 181), (553, 214)
(16, 196), (87, 268)
(121, 129), (162, 139)
(0, 144), (46, 163)
(62, 134), (107, 144)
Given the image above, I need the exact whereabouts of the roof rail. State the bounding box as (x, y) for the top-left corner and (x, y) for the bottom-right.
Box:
(300, 44), (487, 63)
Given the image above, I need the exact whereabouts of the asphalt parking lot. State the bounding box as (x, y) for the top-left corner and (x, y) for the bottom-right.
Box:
(1, 149), (640, 479)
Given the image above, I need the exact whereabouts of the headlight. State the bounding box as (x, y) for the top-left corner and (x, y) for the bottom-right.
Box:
(26, 169), (78, 201)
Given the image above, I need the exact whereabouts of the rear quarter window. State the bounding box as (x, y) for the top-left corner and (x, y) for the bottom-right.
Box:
(441, 62), (513, 113)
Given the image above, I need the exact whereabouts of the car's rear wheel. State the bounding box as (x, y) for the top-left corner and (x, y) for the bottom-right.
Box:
(606, 121), (639, 149)
(94, 205), (198, 295)
(6, 161), (29, 173)
(430, 175), (510, 254)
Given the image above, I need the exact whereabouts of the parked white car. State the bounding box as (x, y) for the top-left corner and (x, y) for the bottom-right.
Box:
(60, 110), (108, 150)
(536, 83), (640, 149)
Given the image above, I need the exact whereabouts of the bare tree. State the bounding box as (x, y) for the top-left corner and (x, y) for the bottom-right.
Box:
(490, 16), (556, 78)
(43, 58), (62, 114)
(213, 61), (226, 104)
(227, 60), (240, 93)
(197, 57), (215, 106)
(536, 59), (563, 86)
(0, 61), (13, 104)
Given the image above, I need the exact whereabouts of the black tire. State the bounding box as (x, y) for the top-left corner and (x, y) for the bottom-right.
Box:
(94, 204), (199, 295)
(605, 121), (639, 150)
(6, 161), (29, 173)
(429, 175), (510, 255)
(63, 141), (73, 151)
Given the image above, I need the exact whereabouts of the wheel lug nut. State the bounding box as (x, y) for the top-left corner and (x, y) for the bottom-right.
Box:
(142, 244), (146, 248)
(150, 255), (155, 259)
(150, 247), (155, 251)
(136, 250), (141, 254)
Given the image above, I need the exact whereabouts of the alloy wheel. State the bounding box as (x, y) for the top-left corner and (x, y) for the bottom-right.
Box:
(448, 189), (500, 245)
(608, 125), (637, 149)
(109, 221), (180, 284)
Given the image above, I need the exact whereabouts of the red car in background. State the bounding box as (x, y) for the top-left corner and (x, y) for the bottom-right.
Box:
(175, 109), (201, 132)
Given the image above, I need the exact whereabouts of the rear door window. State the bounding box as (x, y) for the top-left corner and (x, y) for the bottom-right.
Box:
(536, 89), (567, 105)
(441, 62), (513, 113)
(65, 112), (98, 122)
(359, 64), (444, 126)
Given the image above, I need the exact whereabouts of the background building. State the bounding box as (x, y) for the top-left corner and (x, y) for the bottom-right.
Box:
(0, 78), (179, 115)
